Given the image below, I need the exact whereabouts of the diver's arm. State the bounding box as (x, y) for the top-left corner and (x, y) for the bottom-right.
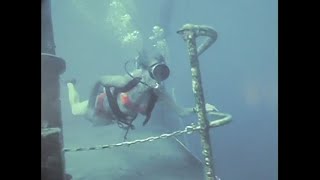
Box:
(99, 69), (142, 88)
(99, 75), (132, 88)
(156, 90), (194, 118)
(156, 89), (219, 118)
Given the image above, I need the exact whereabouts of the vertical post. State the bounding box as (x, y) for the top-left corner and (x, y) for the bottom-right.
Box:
(41, 0), (68, 179)
(41, 0), (56, 54)
(177, 24), (218, 180)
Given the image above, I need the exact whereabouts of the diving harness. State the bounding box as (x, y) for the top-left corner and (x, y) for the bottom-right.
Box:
(95, 59), (160, 140)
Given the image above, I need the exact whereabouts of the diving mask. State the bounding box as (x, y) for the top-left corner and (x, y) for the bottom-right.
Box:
(148, 62), (170, 82)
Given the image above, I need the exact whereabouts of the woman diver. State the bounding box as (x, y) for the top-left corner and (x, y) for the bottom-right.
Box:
(66, 51), (217, 136)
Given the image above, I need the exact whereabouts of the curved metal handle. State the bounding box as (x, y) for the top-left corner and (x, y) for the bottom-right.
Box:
(177, 24), (218, 56)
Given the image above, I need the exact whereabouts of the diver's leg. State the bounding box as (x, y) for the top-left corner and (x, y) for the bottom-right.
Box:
(67, 83), (89, 116)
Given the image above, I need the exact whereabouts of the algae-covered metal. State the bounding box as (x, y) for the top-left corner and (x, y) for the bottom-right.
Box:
(177, 24), (218, 180)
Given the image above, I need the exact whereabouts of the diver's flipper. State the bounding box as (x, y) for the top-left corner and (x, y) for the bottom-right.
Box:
(63, 78), (77, 85)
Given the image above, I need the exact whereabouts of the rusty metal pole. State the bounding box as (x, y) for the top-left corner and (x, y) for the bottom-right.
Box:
(41, 0), (68, 179)
(177, 24), (218, 180)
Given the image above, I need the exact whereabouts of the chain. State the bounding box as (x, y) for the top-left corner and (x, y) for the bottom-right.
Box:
(63, 112), (231, 153)
(63, 123), (200, 153)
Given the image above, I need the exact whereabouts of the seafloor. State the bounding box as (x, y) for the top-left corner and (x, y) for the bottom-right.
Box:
(63, 112), (205, 180)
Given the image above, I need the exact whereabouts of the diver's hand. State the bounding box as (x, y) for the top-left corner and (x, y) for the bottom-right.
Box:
(179, 104), (219, 118)
(205, 103), (219, 112)
(192, 103), (219, 114)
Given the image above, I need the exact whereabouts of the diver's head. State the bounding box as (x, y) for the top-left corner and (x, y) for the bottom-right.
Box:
(136, 51), (170, 82)
(148, 55), (170, 82)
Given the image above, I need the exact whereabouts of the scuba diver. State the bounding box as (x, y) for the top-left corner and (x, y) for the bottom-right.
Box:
(66, 51), (217, 139)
